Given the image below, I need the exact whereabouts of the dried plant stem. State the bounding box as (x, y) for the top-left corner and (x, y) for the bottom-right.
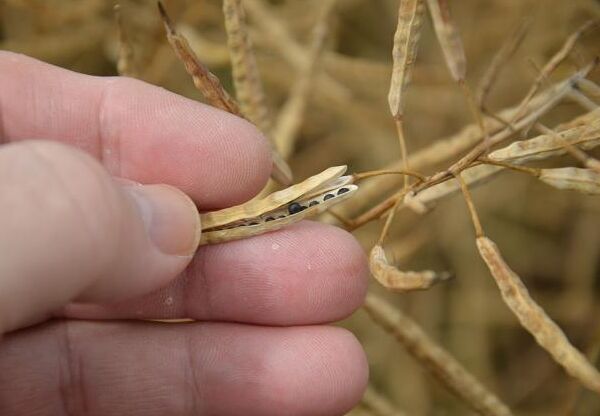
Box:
(361, 384), (407, 416)
(377, 192), (405, 245)
(394, 118), (410, 189)
(273, 0), (335, 159)
(412, 64), (594, 195)
(568, 89), (599, 112)
(576, 78), (600, 100)
(244, 0), (350, 101)
(351, 104), (600, 229)
(460, 79), (489, 143)
(509, 20), (597, 123)
(477, 157), (541, 177)
(364, 293), (514, 416)
(476, 19), (529, 107)
(222, 0), (271, 132)
(353, 169), (426, 182)
(454, 173), (483, 237)
(338, 71), (581, 219)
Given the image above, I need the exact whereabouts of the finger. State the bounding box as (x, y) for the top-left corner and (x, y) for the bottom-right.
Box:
(0, 51), (271, 209)
(0, 321), (368, 416)
(62, 221), (369, 326)
(0, 140), (201, 333)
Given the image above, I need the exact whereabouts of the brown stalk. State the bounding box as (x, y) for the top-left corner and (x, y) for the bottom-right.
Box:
(158, 1), (241, 115)
(364, 293), (514, 416)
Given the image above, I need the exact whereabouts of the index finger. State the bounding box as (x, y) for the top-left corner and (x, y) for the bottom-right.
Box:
(0, 52), (272, 209)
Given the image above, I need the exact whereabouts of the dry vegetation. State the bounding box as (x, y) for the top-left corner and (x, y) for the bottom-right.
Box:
(2, 0), (600, 414)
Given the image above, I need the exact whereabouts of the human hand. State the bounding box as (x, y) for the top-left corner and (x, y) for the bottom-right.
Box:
(0, 52), (368, 415)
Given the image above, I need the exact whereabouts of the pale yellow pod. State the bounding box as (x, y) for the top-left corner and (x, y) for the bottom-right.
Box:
(477, 236), (600, 393)
(539, 167), (600, 194)
(369, 245), (450, 292)
(201, 165), (347, 229)
(426, 0), (466, 81)
(199, 183), (357, 245)
(488, 113), (600, 163)
(223, 0), (270, 132)
(388, 0), (425, 118)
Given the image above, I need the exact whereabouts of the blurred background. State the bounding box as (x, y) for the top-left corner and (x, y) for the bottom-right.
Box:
(2, 0), (600, 414)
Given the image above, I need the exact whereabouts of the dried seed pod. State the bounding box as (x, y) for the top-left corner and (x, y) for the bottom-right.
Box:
(387, 0), (425, 118)
(199, 166), (357, 244)
(539, 167), (600, 194)
(158, 1), (241, 115)
(426, 0), (466, 82)
(488, 113), (600, 163)
(476, 236), (600, 393)
(369, 245), (450, 292)
(364, 293), (514, 416)
(222, 0), (271, 132)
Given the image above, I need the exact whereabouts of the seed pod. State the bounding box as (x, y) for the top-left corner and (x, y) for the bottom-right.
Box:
(426, 0), (466, 81)
(199, 166), (357, 245)
(488, 114), (600, 163)
(476, 236), (600, 393)
(369, 245), (450, 292)
(539, 167), (600, 194)
(388, 0), (425, 118)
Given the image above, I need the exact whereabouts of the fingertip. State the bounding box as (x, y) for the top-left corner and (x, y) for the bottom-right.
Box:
(195, 221), (369, 324)
(98, 77), (272, 208)
(254, 326), (369, 416)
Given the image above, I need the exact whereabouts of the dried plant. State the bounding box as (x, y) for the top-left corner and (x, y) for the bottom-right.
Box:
(4, 0), (600, 413)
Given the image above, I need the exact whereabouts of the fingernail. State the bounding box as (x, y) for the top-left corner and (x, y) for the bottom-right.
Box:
(123, 184), (201, 256)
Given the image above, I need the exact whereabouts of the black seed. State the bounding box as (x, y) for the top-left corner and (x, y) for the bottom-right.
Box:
(249, 222), (259, 225)
(265, 217), (275, 222)
(323, 193), (334, 201)
(278, 215), (286, 219)
(288, 202), (303, 214)
(337, 187), (349, 195)
(309, 201), (319, 206)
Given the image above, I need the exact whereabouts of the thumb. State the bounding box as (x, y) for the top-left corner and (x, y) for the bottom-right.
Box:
(0, 140), (201, 334)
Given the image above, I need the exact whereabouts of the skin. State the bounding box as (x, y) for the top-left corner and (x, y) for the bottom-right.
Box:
(0, 52), (369, 416)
